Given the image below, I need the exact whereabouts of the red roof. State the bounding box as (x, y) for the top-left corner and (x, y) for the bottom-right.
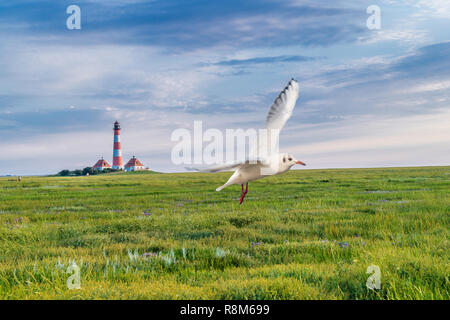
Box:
(125, 156), (144, 168)
(93, 159), (111, 168)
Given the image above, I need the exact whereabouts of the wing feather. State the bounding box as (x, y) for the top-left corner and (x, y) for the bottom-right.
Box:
(251, 79), (300, 158)
(186, 159), (267, 173)
(265, 78), (299, 130)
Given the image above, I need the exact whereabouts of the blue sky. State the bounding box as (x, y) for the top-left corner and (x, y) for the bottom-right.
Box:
(0, 0), (449, 175)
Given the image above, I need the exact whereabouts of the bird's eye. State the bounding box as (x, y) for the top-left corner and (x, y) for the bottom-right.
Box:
(288, 158), (292, 161)
(283, 157), (286, 163)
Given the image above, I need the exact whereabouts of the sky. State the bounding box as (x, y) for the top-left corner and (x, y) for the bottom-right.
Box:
(0, 0), (449, 175)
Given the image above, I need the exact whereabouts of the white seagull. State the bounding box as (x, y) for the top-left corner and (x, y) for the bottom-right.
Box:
(198, 79), (306, 204)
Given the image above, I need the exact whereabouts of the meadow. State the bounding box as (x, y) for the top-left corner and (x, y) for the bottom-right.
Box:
(0, 166), (448, 300)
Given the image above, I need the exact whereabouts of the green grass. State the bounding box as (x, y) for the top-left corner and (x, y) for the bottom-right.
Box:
(0, 166), (448, 299)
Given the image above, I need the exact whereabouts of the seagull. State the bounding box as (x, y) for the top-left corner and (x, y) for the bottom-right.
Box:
(198, 79), (306, 204)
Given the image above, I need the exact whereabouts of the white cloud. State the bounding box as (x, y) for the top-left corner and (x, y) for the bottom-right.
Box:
(415, 0), (450, 18)
(0, 42), (218, 109)
(358, 29), (428, 45)
(286, 109), (450, 168)
(402, 80), (450, 94)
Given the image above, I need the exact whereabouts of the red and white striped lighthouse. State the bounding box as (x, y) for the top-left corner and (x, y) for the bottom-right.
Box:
(112, 121), (123, 170)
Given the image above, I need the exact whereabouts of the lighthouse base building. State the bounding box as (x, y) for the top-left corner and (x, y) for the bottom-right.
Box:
(125, 156), (146, 172)
(93, 158), (111, 171)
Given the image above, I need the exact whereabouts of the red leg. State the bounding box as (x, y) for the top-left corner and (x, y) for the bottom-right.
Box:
(239, 183), (249, 204)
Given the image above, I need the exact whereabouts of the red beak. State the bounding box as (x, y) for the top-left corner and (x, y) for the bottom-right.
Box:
(296, 160), (306, 166)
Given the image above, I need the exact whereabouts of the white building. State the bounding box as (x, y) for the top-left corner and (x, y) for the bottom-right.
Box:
(124, 156), (146, 172)
(93, 158), (111, 171)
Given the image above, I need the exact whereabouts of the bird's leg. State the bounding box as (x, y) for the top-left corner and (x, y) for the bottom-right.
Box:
(239, 183), (249, 204)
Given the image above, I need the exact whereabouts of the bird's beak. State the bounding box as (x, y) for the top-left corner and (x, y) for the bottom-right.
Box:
(296, 160), (306, 166)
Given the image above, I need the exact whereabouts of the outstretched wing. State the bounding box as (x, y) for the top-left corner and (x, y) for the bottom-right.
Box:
(265, 78), (299, 130)
(251, 79), (300, 158)
(186, 159), (268, 173)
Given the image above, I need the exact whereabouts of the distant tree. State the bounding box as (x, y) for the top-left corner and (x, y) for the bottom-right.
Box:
(82, 167), (95, 176)
(57, 167), (121, 176)
(58, 170), (70, 176)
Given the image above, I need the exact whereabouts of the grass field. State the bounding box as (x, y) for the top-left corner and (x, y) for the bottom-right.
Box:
(0, 166), (448, 299)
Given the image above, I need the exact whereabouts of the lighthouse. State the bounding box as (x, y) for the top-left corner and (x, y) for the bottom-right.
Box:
(112, 121), (124, 170)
